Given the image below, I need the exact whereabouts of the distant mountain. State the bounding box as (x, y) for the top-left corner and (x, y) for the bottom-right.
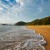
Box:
(15, 21), (26, 26)
(27, 16), (50, 25)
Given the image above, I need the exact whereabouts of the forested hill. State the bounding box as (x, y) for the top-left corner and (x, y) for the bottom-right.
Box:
(15, 21), (26, 25)
(15, 16), (50, 25)
(27, 16), (50, 25)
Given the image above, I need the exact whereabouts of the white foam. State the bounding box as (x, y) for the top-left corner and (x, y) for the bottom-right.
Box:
(0, 26), (46, 50)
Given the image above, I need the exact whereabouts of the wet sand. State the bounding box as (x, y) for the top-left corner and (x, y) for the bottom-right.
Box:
(27, 25), (50, 50)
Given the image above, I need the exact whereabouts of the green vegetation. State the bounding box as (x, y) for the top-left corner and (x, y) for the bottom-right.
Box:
(15, 16), (50, 25)
(27, 16), (50, 25)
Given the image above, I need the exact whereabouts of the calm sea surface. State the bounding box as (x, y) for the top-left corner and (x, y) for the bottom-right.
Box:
(0, 25), (18, 33)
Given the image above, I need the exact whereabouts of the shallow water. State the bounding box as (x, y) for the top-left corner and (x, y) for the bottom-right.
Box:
(0, 25), (46, 50)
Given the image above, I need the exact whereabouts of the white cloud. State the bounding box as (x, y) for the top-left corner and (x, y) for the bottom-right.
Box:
(0, 1), (11, 10)
(0, 6), (3, 10)
(0, 0), (29, 24)
(0, 0), (41, 24)
(0, 16), (16, 24)
(17, 0), (24, 2)
(16, 0), (25, 6)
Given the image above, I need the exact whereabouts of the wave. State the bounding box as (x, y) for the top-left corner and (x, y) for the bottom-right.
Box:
(0, 26), (46, 50)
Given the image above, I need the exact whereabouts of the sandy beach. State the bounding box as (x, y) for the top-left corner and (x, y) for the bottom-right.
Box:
(27, 25), (50, 50)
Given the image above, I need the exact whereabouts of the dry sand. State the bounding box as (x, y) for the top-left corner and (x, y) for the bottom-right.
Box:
(26, 25), (50, 50)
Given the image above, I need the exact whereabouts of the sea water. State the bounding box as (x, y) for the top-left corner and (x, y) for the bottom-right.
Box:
(0, 25), (46, 50)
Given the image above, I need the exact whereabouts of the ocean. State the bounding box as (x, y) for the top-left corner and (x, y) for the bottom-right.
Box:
(0, 25), (18, 33)
(0, 25), (46, 50)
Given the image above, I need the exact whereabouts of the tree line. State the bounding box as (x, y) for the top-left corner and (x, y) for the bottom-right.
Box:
(28, 16), (50, 25)
(15, 16), (50, 25)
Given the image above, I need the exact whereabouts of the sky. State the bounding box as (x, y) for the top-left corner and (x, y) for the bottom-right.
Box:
(0, 0), (50, 24)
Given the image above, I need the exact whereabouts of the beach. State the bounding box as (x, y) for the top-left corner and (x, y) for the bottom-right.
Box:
(27, 25), (50, 50)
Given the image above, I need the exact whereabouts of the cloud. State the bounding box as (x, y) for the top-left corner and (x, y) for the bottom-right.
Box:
(0, 0), (40, 24)
(0, 0), (24, 24)
(16, 0), (25, 6)
(17, 0), (24, 3)
(0, 0), (49, 24)
(0, 6), (3, 10)
(0, 16), (16, 24)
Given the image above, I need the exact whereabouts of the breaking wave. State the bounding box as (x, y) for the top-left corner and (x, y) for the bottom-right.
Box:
(0, 26), (46, 50)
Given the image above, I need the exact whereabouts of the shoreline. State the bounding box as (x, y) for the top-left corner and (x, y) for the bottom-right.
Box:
(26, 25), (50, 50)
(0, 26), (47, 50)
